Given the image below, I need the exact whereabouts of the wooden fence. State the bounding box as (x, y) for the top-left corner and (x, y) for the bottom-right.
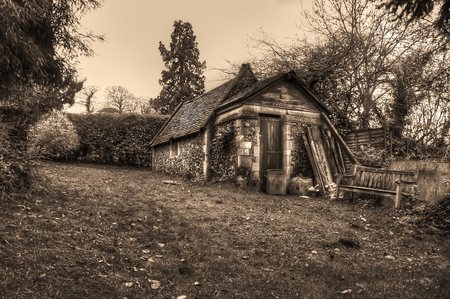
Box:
(344, 128), (387, 168)
(345, 128), (387, 152)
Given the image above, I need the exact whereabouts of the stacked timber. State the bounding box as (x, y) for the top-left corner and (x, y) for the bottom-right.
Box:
(301, 125), (347, 196)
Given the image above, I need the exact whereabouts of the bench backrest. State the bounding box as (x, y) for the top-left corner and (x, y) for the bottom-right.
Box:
(351, 166), (417, 191)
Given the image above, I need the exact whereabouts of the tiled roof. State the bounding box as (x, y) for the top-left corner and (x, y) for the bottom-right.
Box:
(151, 80), (233, 146)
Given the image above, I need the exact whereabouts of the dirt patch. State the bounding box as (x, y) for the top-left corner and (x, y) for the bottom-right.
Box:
(1, 161), (449, 298)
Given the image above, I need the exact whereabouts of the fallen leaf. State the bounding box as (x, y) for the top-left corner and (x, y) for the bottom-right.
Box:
(148, 279), (160, 289)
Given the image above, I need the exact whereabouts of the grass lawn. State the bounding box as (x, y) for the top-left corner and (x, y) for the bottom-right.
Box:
(1, 162), (449, 298)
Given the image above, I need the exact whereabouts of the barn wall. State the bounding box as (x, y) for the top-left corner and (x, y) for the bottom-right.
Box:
(153, 134), (205, 181)
(389, 161), (450, 205)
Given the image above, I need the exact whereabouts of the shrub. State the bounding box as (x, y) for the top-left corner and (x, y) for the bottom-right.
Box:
(354, 144), (391, 167)
(28, 111), (80, 159)
(68, 113), (167, 167)
(0, 121), (34, 197)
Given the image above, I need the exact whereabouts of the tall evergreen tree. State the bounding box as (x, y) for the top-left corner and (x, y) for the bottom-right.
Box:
(155, 20), (206, 114)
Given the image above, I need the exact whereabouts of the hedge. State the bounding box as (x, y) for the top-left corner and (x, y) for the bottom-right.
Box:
(68, 113), (167, 167)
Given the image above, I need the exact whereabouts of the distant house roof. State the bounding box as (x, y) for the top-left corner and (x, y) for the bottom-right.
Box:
(150, 64), (330, 147)
(98, 107), (120, 113)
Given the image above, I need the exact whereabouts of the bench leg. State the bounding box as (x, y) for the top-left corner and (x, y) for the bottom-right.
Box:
(395, 182), (402, 209)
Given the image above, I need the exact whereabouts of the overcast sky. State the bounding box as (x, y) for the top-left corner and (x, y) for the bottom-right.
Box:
(71, 0), (313, 112)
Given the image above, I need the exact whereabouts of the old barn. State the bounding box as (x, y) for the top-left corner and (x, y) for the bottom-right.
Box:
(150, 64), (358, 194)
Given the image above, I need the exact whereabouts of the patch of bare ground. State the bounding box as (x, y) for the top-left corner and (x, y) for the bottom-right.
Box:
(1, 161), (449, 298)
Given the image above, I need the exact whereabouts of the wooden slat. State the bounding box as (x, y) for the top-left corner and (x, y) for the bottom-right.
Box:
(302, 133), (324, 194)
(321, 113), (360, 165)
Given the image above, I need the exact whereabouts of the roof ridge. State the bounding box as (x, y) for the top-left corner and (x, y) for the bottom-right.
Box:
(198, 63), (253, 129)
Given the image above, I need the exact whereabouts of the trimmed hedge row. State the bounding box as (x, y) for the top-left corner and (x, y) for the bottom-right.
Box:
(68, 113), (167, 167)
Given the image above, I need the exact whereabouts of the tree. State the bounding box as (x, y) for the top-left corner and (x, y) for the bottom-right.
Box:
(0, 0), (103, 90)
(104, 86), (136, 114)
(378, 0), (450, 35)
(77, 85), (100, 113)
(155, 20), (206, 114)
(245, 0), (433, 130)
(135, 96), (156, 114)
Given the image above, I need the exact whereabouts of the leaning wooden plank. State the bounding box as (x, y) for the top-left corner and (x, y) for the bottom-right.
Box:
(306, 127), (328, 193)
(320, 113), (360, 165)
(301, 133), (325, 194)
(321, 128), (338, 181)
(312, 126), (334, 184)
(335, 137), (348, 173)
(326, 130), (344, 175)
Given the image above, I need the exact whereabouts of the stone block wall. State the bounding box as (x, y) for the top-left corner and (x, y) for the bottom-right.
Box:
(234, 118), (259, 186)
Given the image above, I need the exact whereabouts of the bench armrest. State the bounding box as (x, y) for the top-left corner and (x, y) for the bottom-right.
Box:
(395, 179), (416, 185)
(336, 174), (355, 178)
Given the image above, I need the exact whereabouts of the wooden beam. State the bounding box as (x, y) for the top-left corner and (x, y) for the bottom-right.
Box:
(320, 113), (360, 166)
(301, 133), (324, 194)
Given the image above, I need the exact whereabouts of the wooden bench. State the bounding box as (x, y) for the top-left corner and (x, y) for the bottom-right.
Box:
(336, 165), (418, 209)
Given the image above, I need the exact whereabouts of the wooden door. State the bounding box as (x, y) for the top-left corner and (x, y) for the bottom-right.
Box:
(260, 116), (283, 189)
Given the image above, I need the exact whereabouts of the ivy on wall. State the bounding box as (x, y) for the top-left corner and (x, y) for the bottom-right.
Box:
(209, 122), (237, 182)
(153, 135), (205, 182)
(209, 118), (259, 185)
(291, 123), (313, 178)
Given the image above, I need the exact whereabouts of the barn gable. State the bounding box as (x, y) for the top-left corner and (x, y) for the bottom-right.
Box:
(215, 71), (330, 115)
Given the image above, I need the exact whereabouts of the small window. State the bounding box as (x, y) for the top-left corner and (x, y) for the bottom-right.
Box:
(170, 140), (179, 157)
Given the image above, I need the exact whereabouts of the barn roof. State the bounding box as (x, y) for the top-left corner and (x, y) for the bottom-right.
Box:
(150, 64), (330, 146)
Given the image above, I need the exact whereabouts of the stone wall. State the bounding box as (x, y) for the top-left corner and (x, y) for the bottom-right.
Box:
(153, 134), (205, 182)
(389, 161), (450, 204)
